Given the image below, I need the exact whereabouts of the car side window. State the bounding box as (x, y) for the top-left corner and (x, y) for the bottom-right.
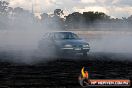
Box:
(54, 33), (65, 40)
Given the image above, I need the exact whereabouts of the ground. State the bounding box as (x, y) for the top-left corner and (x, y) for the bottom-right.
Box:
(0, 52), (131, 88)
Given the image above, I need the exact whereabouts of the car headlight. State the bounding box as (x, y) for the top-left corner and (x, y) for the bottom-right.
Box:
(64, 44), (73, 47)
(83, 44), (89, 47)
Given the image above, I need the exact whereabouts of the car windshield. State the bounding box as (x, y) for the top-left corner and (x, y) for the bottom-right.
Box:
(54, 32), (79, 40)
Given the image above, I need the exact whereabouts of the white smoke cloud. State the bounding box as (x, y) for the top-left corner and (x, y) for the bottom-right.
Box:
(73, 6), (109, 14)
(73, 5), (132, 18)
(80, 0), (96, 3)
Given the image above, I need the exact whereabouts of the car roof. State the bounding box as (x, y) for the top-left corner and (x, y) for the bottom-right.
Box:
(43, 32), (74, 36)
(52, 31), (73, 33)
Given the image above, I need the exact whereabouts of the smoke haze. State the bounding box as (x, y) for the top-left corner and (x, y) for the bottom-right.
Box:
(89, 33), (132, 53)
(0, 5), (132, 63)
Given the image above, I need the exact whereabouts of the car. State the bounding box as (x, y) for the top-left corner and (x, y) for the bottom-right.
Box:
(38, 32), (90, 57)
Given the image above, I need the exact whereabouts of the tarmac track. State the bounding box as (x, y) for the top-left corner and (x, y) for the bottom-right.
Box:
(0, 52), (131, 88)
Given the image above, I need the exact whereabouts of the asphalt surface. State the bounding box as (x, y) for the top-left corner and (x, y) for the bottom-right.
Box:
(0, 52), (132, 88)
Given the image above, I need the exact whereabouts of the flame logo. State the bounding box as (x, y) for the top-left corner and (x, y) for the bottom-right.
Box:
(79, 67), (90, 87)
(81, 67), (89, 78)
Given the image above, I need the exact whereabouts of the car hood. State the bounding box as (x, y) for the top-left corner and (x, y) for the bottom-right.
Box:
(54, 39), (89, 46)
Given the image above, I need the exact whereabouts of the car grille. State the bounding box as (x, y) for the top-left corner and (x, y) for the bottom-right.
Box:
(73, 45), (82, 48)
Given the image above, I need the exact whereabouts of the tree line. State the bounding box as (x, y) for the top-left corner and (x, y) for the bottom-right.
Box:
(0, 1), (132, 30)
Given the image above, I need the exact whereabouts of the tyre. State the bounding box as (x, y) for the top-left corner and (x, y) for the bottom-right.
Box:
(83, 52), (88, 57)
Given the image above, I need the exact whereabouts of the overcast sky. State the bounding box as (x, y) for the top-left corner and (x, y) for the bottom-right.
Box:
(8, 0), (132, 18)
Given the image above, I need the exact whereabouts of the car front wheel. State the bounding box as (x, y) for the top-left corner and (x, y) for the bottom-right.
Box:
(83, 52), (88, 57)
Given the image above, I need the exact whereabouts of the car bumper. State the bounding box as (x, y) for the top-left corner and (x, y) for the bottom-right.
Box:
(60, 47), (90, 53)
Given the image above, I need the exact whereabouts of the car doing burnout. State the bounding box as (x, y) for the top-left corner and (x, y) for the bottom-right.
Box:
(38, 32), (90, 56)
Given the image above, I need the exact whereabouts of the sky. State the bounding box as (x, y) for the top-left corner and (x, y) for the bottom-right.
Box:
(8, 0), (132, 18)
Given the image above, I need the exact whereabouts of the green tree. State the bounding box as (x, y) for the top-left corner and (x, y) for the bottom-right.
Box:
(51, 9), (64, 29)
(54, 9), (64, 17)
(41, 13), (49, 21)
(0, 0), (9, 16)
(127, 15), (132, 22)
(65, 12), (82, 29)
